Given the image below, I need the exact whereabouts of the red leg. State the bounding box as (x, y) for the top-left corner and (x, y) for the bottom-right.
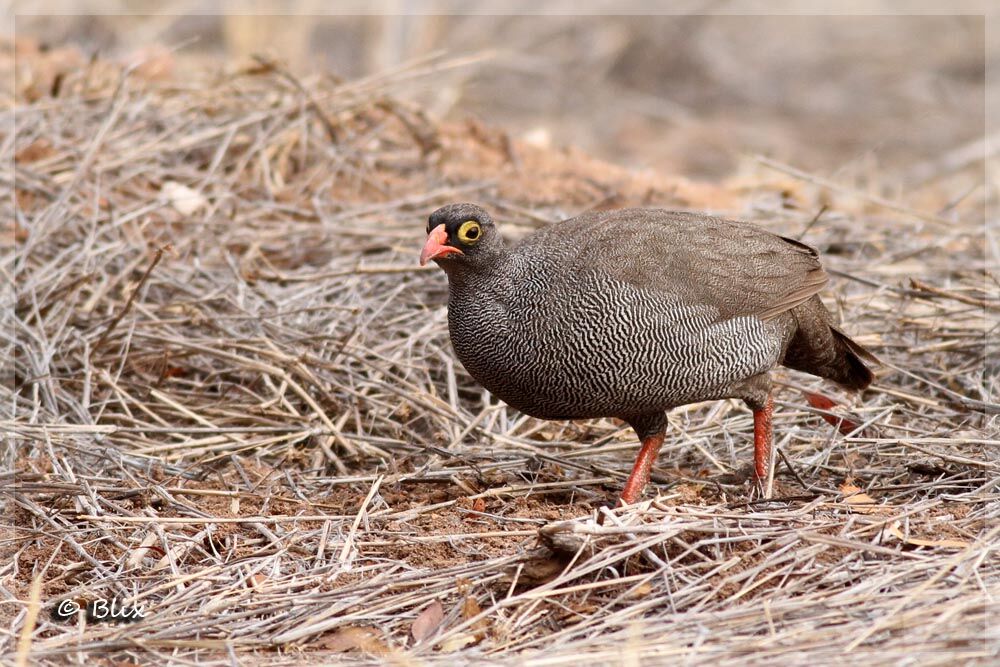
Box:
(753, 394), (774, 484)
(619, 433), (665, 506)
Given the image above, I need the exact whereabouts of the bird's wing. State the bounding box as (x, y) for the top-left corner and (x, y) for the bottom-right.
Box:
(547, 209), (829, 321)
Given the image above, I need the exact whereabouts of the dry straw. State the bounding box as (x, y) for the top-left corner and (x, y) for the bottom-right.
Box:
(4, 49), (997, 666)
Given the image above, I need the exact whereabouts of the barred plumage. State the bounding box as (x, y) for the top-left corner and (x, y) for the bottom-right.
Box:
(449, 270), (786, 421)
(421, 203), (876, 502)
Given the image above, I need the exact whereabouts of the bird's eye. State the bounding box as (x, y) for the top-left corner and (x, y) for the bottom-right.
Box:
(457, 220), (481, 244)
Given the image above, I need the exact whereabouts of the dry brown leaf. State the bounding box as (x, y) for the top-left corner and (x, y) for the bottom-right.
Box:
(454, 577), (490, 641)
(438, 633), (477, 653)
(462, 594), (483, 622)
(887, 521), (970, 549)
(248, 573), (268, 589)
(838, 481), (882, 514)
(15, 138), (55, 163)
(838, 481), (871, 500)
(628, 582), (654, 599)
(129, 45), (175, 81)
(319, 626), (390, 654)
(462, 594), (490, 639)
(411, 599), (444, 642)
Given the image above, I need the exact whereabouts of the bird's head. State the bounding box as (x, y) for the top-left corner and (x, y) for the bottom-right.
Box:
(420, 203), (503, 272)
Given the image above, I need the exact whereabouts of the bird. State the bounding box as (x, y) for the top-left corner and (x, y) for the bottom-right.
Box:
(420, 203), (876, 505)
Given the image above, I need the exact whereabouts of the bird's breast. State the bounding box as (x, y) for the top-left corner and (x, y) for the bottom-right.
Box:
(447, 270), (784, 419)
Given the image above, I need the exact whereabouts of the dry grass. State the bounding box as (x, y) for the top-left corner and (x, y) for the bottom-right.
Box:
(4, 46), (998, 666)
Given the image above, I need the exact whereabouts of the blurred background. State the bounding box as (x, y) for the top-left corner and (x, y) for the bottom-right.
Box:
(11, 4), (994, 190)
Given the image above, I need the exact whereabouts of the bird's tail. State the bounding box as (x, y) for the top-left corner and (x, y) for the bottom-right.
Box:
(781, 297), (878, 391)
(826, 326), (877, 391)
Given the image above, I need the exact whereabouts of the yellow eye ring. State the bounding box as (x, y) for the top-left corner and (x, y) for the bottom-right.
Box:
(457, 220), (482, 244)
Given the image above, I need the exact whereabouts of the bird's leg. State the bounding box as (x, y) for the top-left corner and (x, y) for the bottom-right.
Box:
(619, 432), (665, 506)
(753, 393), (775, 498)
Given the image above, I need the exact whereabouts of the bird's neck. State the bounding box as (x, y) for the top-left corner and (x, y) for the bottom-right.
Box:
(441, 247), (511, 294)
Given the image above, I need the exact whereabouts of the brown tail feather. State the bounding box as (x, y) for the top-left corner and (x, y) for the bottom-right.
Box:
(780, 297), (877, 391)
(828, 327), (876, 391)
